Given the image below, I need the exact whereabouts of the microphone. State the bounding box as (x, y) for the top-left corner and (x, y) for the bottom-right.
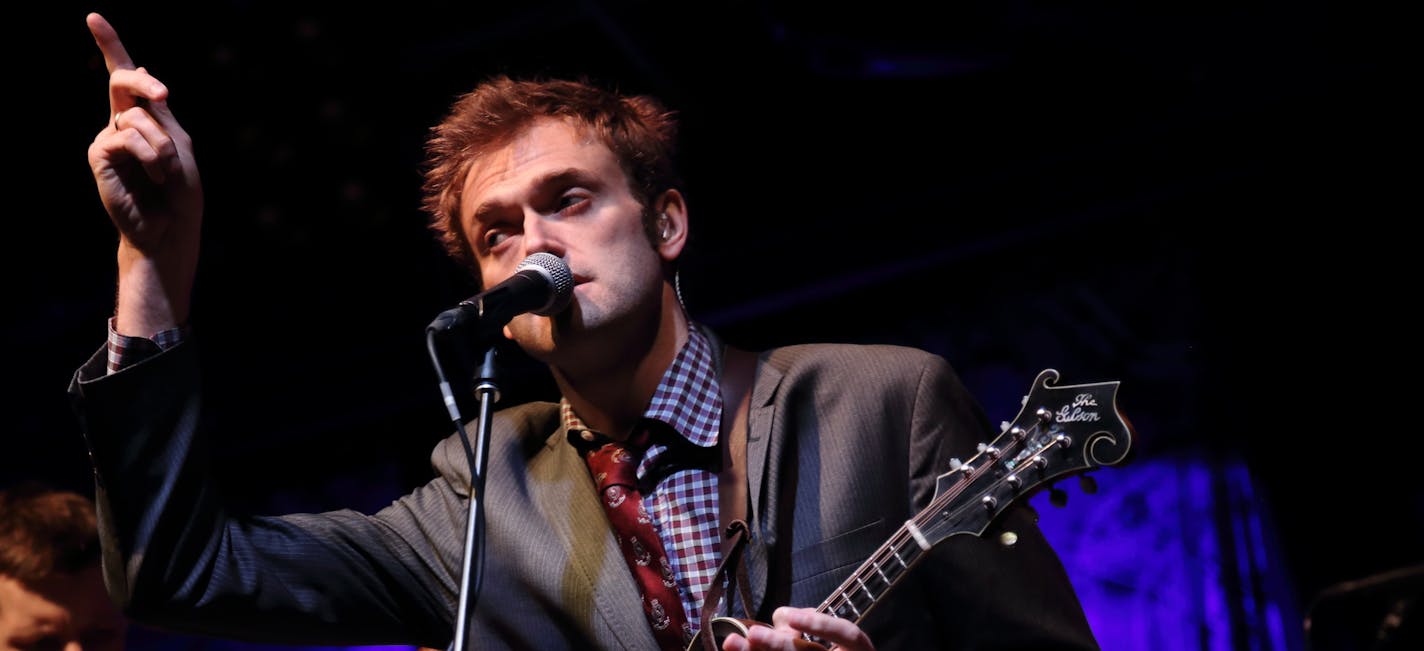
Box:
(427, 252), (574, 335)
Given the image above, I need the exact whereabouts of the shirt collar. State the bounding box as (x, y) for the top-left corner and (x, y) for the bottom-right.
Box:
(562, 324), (722, 449)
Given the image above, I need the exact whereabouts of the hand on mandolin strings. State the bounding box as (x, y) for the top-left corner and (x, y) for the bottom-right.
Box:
(720, 607), (875, 651)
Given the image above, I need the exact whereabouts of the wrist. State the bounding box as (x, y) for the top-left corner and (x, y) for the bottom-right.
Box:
(115, 243), (193, 338)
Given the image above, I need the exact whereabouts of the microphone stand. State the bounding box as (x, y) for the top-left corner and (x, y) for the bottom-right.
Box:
(426, 330), (500, 651)
(424, 251), (571, 649)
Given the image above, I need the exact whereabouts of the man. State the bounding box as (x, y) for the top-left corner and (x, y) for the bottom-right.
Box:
(72, 11), (1098, 650)
(0, 486), (127, 651)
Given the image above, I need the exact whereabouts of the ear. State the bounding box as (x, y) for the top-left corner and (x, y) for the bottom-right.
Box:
(652, 189), (688, 262)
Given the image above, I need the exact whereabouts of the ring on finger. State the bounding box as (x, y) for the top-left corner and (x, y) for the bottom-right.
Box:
(112, 108), (126, 130)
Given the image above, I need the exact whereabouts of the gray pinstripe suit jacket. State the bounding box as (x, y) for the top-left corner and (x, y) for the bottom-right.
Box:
(70, 327), (1098, 650)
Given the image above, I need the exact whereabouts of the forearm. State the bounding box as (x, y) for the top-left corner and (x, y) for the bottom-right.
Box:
(74, 339), (210, 608)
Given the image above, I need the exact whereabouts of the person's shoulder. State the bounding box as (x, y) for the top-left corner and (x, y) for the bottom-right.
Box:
(756, 342), (958, 395)
(492, 399), (563, 426)
(763, 341), (947, 373)
(704, 323), (942, 372)
(752, 343), (976, 418)
(429, 401), (562, 480)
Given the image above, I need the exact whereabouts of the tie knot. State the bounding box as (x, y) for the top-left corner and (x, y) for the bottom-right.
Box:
(585, 424), (658, 491)
(626, 423), (656, 452)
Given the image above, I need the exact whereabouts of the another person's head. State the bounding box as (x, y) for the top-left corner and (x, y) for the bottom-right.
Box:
(0, 486), (125, 651)
(422, 76), (690, 368)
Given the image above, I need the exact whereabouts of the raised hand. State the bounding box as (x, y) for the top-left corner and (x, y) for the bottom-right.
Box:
(721, 608), (876, 651)
(85, 12), (203, 337)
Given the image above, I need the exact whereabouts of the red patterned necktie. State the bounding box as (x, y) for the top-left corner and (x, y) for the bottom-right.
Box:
(584, 425), (693, 650)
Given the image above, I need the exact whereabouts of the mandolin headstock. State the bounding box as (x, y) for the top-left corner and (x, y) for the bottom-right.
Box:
(921, 369), (1136, 544)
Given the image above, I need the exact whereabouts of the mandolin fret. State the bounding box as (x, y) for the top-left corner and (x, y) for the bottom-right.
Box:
(854, 576), (875, 600)
(817, 528), (926, 622)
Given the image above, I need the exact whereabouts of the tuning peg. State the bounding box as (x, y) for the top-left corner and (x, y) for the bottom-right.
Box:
(1048, 485), (1069, 508)
(1079, 474), (1098, 495)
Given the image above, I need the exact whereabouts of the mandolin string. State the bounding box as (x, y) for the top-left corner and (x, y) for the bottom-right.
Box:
(910, 421), (1042, 530)
(817, 420), (1050, 619)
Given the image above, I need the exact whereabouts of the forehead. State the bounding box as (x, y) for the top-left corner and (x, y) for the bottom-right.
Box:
(459, 118), (626, 220)
(0, 575), (67, 632)
(0, 568), (122, 629)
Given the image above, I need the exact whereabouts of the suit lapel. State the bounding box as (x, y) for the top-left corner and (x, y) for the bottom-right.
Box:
(530, 429), (657, 650)
(743, 359), (783, 617)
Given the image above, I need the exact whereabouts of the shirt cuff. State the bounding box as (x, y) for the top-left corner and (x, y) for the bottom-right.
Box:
(106, 317), (190, 375)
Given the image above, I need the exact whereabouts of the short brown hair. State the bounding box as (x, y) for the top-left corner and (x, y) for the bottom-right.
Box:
(421, 75), (681, 283)
(0, 485), (100, 583)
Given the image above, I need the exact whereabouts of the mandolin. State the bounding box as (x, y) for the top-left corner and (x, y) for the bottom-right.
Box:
(688, 369), (1136, 650)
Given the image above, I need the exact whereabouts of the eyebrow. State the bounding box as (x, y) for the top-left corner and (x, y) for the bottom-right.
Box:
(470, 168), (603, 223)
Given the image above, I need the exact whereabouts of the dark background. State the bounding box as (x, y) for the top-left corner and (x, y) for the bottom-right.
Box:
(5, 0), (1415, 645)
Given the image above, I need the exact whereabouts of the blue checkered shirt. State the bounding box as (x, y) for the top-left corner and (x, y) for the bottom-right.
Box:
(561, 325), (723, 632)
(105, 318), (188, 374)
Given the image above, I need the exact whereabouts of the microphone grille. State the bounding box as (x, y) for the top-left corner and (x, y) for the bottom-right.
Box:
(517, 252), (575, 316)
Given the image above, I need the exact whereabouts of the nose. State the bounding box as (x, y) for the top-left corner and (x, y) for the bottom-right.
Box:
(520, 212), (565, 260)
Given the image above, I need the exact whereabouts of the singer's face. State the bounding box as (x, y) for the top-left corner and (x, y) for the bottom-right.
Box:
(458, 118), (677, 364)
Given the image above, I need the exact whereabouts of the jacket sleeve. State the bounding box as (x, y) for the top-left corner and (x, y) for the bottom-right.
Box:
(68, 338), (460, 648)
(907, 354), (1101, 650)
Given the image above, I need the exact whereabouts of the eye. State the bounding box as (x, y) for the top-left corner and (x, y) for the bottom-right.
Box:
(482, 228), (511, 250)
(556, 192), (590, 213)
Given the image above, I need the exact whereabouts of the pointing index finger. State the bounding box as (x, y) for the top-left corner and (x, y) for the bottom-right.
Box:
(87, 12), (136, 73)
